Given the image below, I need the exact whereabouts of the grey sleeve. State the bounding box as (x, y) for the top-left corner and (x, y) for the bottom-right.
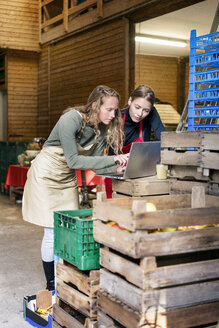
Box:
(58, 111), (116, 171)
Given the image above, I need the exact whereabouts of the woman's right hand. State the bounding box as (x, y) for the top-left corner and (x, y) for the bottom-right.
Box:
(116, 165), (126, 174)
(114, 153), (129, 167)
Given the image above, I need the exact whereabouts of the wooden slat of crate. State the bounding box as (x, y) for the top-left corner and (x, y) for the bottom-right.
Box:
(56, 262), (99, 298)
(202, 150), (219, 170)
(169, 165), (209, 181)
(100, 269), (219, 313)
(201, 133), (219, 151)
(57, 280), (97, 318)
(161, 131), (202, 148)
(112, 175), (170, 197)
(94, 220), (219, 258)
(93, 194), (219, 232)
(169, 179), (208, 194)
(161, 148), (201, 166)
(97, 310), (123, 328)
(98, 290), (219, 328)
(53, 301), (98, 328)
(100, 247), (219, 290)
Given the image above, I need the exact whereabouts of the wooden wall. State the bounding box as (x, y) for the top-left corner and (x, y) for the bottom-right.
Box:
(0, 0), (39, 52)
(135, 54), (179, 111)
(38, 18), (130, 137)
(7, 51), (39, 140)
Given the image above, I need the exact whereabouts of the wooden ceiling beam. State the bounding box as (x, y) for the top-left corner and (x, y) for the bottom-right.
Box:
(129, 0), (205, 22)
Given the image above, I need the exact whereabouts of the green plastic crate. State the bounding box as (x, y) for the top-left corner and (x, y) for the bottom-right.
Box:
(54, 209), (100, 271)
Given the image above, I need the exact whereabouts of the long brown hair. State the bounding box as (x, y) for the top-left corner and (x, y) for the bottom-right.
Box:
(63, 85), (124, 154)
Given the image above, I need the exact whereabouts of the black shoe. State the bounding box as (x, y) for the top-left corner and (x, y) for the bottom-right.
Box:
(42, 260), (55, 291)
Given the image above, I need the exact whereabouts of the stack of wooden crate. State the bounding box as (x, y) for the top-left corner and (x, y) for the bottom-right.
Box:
(53, 260), (99, 328)
(161, 131), (219, 195)
(112, 175), (170, 198)
(52, 208), (100, 328)
(93, 191), (219, 328)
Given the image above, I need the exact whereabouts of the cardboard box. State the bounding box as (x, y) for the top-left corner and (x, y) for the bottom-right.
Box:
(23, 290), (55, 328)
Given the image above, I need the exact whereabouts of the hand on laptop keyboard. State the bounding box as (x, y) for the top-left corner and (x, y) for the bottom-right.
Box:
(114, 153), (129, 167)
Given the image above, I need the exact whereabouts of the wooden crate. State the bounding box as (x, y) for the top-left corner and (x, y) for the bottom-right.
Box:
(112, 175), (169, 197)
(169, 178), (209, 194)
(98, 290), (219, 328)
(161, 131), (219, 171)
(100, 247), (219, 290)
(93, 192), (219, 258)
(53, 299), (97, 328)
(55, 261), (99, 319)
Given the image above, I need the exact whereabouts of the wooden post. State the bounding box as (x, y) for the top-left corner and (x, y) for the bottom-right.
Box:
(97, 0), (103, 18)
(132, 200), (145, 213)
(39, 1), (42, 43)
(63, 0), (68, 32)
(191, 186), (206, 208)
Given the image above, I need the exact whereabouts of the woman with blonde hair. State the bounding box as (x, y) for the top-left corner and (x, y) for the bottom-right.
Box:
(22, 85), (128, 291)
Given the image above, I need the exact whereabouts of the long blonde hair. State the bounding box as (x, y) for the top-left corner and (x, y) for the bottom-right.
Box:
(64, 85), (124, 154)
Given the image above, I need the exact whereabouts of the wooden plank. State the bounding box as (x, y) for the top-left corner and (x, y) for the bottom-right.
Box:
(161, 149), (200, 166)
(201, 133), (219, 151)
(93, 194), (219, 231)
(112, 175), (169, 196)
(98, 291), (219, 328)
(161, 131), (201, 148)
(97, 0), (103, 18)
(41, 13), (63, 28)
(94, 220), (219, 258)
(100, 248), (219, 290)
(169, 165), (209, 181)
(202, 151), (219, 170)
(170, 179), (208, 194)
(53, 303), (84, 328)
(98, 291), (140, 328)
(63, 0), (68, 32)
(57, 280), (97, 318)
(56, 262), (99, 297)
(97, 311), (121, 328)
(100, 268), (219, 312)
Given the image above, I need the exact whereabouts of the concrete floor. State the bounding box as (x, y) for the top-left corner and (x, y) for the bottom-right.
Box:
(0, 193), (45, 328)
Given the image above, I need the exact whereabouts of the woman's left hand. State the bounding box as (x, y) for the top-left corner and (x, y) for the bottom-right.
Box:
(114, 153), (129, 167)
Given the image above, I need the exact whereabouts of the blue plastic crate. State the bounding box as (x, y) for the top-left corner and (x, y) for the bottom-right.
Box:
(193, 87), (219, 101)
(190, 49), (219, 67)
(190, 30), (219, 51)
(190, 69), (219, 84)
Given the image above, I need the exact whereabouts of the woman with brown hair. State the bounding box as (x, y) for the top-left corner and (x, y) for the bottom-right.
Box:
(22, 85), (128, 290)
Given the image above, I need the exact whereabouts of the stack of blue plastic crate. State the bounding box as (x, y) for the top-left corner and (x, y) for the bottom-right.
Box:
(188, 29), (219, 131)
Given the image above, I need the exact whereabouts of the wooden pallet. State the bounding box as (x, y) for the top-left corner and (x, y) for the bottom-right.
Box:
(53, 298), (97, 328)
(93, 192), (219, 258)
(98, 290), (219, 328)
(161, 131), (219, 170)
(56, 261), (99, 319)
(112, 175), (169, 197)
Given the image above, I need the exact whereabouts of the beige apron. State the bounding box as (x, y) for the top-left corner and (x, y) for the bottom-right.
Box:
(22, 144), (95, 228)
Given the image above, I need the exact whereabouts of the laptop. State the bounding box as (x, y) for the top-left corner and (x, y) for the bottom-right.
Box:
(97, 141), (161, 180)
